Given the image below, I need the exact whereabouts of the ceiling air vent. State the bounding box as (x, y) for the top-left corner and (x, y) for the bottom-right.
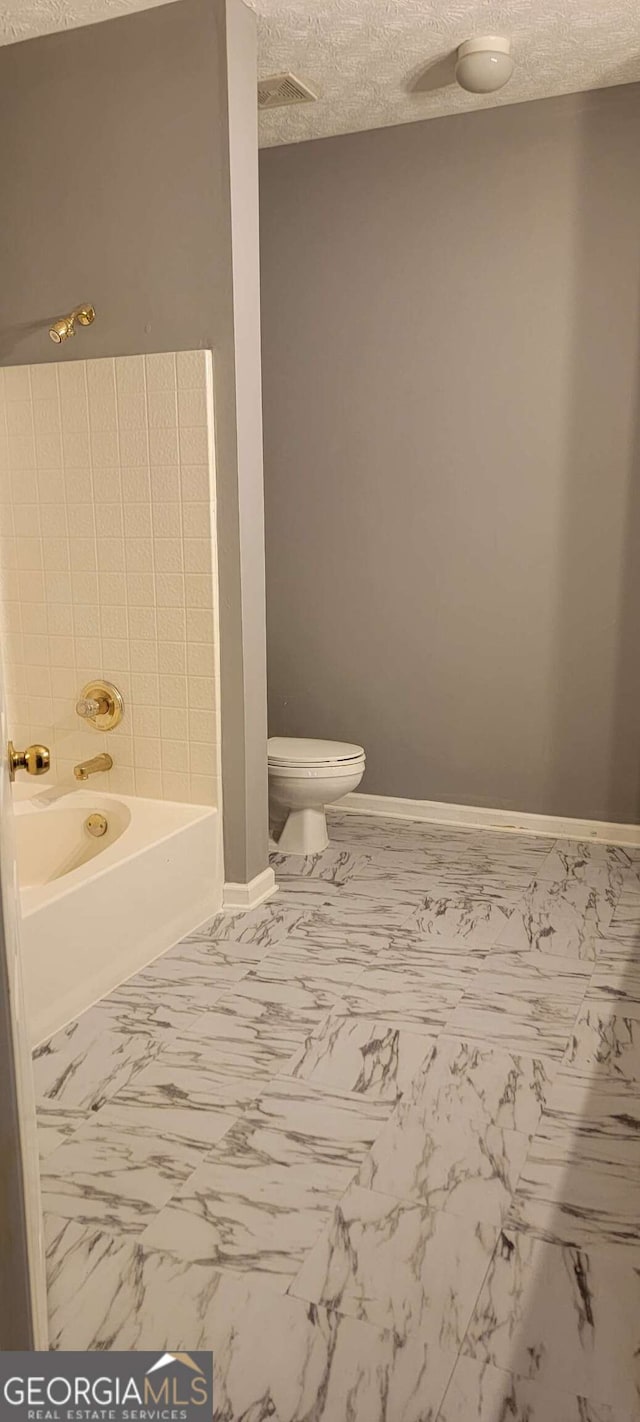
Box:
(257, 73), (318, 110)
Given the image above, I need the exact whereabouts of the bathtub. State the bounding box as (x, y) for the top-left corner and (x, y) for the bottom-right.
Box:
(14, 784), (223, 1046)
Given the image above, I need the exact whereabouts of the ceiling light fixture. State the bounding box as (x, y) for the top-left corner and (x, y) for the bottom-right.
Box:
(455, 37), (514, 94)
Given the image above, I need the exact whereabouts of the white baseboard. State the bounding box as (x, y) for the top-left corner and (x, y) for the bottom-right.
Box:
(224, 867), (277, 911)
(338, 792), (640, 849)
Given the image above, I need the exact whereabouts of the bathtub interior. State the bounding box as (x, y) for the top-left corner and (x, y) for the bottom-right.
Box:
(14, 783), (216, 912)
(15, 784), (224, 1043)
(16, 796), (132, 887)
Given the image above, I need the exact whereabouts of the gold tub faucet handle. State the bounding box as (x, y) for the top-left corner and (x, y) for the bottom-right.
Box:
(76, 695), (108, 718)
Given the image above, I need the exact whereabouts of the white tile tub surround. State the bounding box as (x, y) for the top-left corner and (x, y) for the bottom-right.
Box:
(0, 352), (221, 806)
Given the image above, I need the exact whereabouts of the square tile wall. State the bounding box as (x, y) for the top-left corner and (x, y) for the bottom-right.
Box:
(0, 351), (221, 806)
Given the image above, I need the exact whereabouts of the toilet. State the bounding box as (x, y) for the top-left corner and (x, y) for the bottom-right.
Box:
(268, 737), (366, 855)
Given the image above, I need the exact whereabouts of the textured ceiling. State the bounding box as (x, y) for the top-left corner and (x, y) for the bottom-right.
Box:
(254, 0), (640, 147)
(2, 0), (639, 149)
(0, 0), (174, 46)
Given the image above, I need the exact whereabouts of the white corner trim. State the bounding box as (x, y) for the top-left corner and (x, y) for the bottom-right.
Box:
(224, 867), (277, 910)
(338, 792), (640, 848)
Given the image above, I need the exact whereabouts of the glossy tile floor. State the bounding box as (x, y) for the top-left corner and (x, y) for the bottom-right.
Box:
(36, 811), (640, 1420)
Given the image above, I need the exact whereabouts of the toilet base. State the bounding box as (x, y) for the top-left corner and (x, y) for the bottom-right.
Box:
(277, 805), (329, 856)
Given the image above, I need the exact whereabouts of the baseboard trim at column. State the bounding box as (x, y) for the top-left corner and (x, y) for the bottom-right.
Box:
(223, 867), (277, 910)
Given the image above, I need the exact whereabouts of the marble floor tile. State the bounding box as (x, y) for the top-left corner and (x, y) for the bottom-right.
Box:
(32, 1008), (160, 1111)
(98, 943), (248, 1038)
(141, 1115), (361, 1284)
(507, 1073), (640, 1251)
(46, 1216), (137, 1349)
(235, 952), (355, 1005)
(97, 1089), (238, 1153)
(40, 1101), (234, 1236)
(382, 927), (487, 966)
(202, 1283), (441, 1422)
(473, 834), (559, 869)
(359, 1097), (528, 1224)
(409, 1036), (556, 1137)
(243, 1077), (392, 1151)
(462, 1229), (640, 1412)
(439, 1356), (633, 1422)
(184, 973), (339, 1062)
(616, 862), (640, 895)
(47, 1218), (454, 1421)
(382, 833), (552, 876)
(111, 1020), (299, 1116)
(36, 1102), (87, 1161)
(359, 936), (491, 991)
(281, 915), (396, 962)
(325, 872), (439, 908)
(269, 846), (367, 886)
(564, 994), (640, 1082)
(535, 840), (630, 896)
(326, 810), (440, 849)
(539, 1068), (640, 1136)
(327, 814), (553, 873)
(598, 898), (640, 961)
(144, 933), (264, 983)
(590, 940), (640, 1003)
(91, 980), (218, 1043)
(403, 891), (514, 948)
(330, 960), (470, 1034)
(609, 890), (640, 932)
(441, 869), (537, 904)
(38, 810), (640, 1412)
(595, 937), (633, 980)
(447, 950), (590, 1059)
(302, 890), (424, 935)
(291, 1182), (497, 1344)
(508, 1135), (640, 1253)
(274, 879), (342, 909)
(330, 852), (443, 898)
(498, 877), (616, 960)
(264, 930), (382, 981)
(185, 899), (309, 954)
(352, 854), (534, 904)
(284, 1015), (436, 1101)
(382, 1337), (460, 1422)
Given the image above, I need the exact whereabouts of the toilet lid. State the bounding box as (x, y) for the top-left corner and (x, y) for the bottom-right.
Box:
(268, 736), (365, 767)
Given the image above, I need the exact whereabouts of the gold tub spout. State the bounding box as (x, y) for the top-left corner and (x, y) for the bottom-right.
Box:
(74, 752), (113, 781)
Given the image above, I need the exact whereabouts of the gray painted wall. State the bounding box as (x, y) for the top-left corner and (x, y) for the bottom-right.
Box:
(0, 0), (269, 881)
(260, 84), (640, 824)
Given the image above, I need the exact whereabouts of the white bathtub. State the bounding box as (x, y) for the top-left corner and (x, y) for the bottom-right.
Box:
(14, 785), (223, 1046)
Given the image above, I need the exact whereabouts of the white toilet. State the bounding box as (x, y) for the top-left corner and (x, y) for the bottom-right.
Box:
(268, 737), (366, 855)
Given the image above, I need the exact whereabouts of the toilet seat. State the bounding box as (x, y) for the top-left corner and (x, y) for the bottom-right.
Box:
(268, 737), (364, 768)
(268, 736), (366, 854)
(268, 756), (365, 781)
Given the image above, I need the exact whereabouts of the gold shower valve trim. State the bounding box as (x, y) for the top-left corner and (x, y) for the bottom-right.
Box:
(49, 304), (96, 344)
(76, 679), (124, 731)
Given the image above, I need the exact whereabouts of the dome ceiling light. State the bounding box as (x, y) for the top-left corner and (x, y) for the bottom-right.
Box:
(455, 37), (514, 94)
